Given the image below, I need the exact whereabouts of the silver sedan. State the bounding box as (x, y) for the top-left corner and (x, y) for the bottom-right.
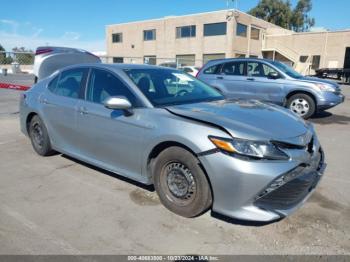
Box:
(20, 64), (325, 222)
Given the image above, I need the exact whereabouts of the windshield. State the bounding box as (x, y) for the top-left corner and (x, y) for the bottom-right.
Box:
(270, 60), (303, 79)
(124, 68), (224, 107)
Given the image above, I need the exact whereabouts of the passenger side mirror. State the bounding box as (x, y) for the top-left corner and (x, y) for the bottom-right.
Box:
(267, 72), (280, 79)
(103, 96), (133, 116)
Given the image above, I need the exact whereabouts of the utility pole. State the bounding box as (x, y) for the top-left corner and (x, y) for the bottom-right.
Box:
(226, 0), (238, 10)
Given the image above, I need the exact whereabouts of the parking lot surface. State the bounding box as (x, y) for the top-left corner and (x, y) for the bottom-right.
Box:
(0, 85), (349, 255)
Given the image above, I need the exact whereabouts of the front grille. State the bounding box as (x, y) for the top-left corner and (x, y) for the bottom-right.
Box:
(255, 170), (320, 210)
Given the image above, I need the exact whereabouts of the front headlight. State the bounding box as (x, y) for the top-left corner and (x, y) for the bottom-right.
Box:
(314, 83), (335, 92)
(209, 136), (289, 160)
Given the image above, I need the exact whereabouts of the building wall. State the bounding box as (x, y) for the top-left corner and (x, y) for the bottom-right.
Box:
(106, 10), (283, 66)
(106, 9), (350, 73)
(265, 30), (350, 69)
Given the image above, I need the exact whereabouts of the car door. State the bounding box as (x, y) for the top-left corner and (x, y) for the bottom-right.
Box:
(75, 68), (146, 180)
(214, 60), (248, 99)
(245, 61), (285, 104)
(40, 68), (88, 153)
(198, 63), (222, 89)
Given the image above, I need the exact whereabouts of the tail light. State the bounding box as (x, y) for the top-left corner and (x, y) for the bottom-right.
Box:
(35, 48), (53, 55)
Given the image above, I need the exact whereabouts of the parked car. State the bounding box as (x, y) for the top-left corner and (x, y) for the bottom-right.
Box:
(33, 46), (101, 83)
(20, 63), (325, 222)
(180, 66), (200, 77)
(158, 62), (177, 68)
(197, 58), (345, 119)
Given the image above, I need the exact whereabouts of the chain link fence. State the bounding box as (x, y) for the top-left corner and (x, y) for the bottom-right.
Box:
(0, 51), (204, 76)
(0, 51), (205, 89)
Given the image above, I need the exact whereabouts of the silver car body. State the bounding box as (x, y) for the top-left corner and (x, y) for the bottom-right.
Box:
(197, 58), (344, 111)
(20, 63), (325, 222)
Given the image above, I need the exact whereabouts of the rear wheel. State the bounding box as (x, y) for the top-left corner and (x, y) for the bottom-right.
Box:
(28, 115), (55, 156)
(153, 146), (212, 218)
(287, 93), (316, 119)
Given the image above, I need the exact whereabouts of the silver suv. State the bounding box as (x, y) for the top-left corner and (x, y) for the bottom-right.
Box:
(197, 58), (345, 119)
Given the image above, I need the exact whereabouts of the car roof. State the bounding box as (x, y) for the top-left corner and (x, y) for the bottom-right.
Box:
(204, 57), (275, 66)
(59, 63), (174, 72)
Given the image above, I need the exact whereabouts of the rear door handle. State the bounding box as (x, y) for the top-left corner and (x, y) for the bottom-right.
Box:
(39, 98), (50, 104)
(216, 76), (224, 80)
(247, 77), (255, 81)
(78, 107), (88, 115)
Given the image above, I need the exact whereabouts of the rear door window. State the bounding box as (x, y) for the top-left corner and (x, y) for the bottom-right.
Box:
(49, 68), (88, 98)
(222, 61), (245, 76)
(203, 64), (221, 74)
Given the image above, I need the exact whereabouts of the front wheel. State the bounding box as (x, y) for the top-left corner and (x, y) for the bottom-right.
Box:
(153, 146), (212, 218)
(287, 94), (316, 119)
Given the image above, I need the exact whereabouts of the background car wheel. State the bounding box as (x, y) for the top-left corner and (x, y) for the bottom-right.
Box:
(153, 146), (212, 218)
(29, 115), (55, 156)
(287, 93), (315, 119)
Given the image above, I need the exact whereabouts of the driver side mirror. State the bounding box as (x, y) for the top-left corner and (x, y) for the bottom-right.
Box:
(103, 96), (133, 116)
(267, 71), (280, 79)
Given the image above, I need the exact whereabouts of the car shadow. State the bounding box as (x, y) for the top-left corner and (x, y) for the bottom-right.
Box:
(210, 211), (283, 227)
(61, 154), (155, 192)
(309, 111), (350, 125)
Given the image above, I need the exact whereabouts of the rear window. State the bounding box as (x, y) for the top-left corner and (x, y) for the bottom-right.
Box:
(203, 64), (221, 74)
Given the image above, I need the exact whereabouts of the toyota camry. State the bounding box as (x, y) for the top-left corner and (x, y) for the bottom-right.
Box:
(20, 63), (325, 222)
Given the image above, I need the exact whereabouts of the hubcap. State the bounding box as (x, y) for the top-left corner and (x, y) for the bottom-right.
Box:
(32, 123), (44, 148)
(290, 98), (310, 116)
(164, 162), (196, 203)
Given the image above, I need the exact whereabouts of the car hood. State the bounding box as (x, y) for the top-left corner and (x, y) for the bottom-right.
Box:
(301, 76), (339, 88)
(166, 99), (310, 144)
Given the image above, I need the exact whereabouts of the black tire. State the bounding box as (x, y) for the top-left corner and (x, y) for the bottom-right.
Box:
(28, 115), (55, 156)
(286, 93), (316, 119)
(153, 146), (212, 218)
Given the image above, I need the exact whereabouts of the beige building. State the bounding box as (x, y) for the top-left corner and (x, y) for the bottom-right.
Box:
(106, 9), (350, 75)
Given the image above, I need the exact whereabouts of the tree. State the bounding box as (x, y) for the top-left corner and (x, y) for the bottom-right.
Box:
(248, 0), (315, 32)
(0, 44), (5, 63)
(249, 0), (292, 29)
(291, 0), (315, 32)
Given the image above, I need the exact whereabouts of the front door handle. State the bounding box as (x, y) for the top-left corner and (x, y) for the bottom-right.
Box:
(247, 77), (255, 81)
(217, 76), (224, 80)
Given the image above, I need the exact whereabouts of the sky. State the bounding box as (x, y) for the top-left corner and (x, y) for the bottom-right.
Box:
(0, 0), (349, 52)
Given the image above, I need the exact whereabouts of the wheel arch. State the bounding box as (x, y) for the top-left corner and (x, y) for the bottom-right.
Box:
(26, 112), (39, 134)
(285, 90), (317, 107)
(146, 140), (214, 203)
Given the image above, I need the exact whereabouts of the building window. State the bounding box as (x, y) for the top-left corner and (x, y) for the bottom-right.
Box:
(176, 25), (196, 38)
(235, 53), (246, 58)
(112, 33), (123, 43)
(144, 56), (157, 65)
(236, 23), (247, 37)
(312, 55), (321, 69)
(176, 54), (195, 66)
(251, 27), (260, 40)
(203, 53), (225, 65)
(143, 29), (156, 41)
(299, 56), (309, 63)
(113, 57), (124, 63)
(203, 22), (227, 36)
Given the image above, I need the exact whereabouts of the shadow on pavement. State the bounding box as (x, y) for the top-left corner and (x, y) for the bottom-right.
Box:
(61, 154), (155, 192)
(310, 111), (350, 125)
